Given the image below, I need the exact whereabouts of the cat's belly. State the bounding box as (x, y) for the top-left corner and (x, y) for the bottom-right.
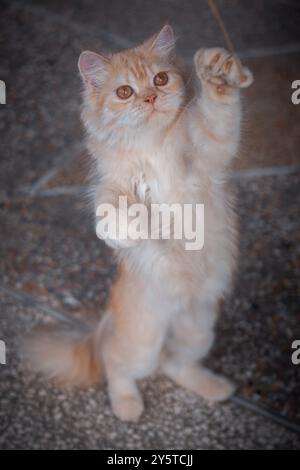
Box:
(132, 220), (236, 304)
(119, 180), (238, 304)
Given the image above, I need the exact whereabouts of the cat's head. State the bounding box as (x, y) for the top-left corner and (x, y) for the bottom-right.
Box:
(78, 26), (186, 137)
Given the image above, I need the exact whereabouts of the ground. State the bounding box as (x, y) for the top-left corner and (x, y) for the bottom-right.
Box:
(0, 0), (300, 450)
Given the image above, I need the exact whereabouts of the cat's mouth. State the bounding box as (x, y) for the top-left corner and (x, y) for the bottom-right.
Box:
(145, 106), (158, 118)
(148, 105), (167, 115)
(141, 102), (169, 121)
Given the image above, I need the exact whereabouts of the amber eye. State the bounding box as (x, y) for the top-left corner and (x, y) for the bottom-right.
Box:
(154, 71), (169, 87)
(116, 85), (134, 99)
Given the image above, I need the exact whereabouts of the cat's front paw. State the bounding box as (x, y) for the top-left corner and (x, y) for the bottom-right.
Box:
(194, 47), (253, 90)
(96, 207), (147, 249)
(104, 236), (138, 250)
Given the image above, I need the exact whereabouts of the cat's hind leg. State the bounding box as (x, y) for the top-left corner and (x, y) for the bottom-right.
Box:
(102, 266), (167, 421)
(161, 298), (235, 403)
(101, 345), (144, 423)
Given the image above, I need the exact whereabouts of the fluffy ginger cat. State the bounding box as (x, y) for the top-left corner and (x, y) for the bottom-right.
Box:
(26, 25), (253, 422)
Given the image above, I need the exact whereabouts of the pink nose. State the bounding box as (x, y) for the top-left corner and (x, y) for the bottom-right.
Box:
(144, 94), (157, 105)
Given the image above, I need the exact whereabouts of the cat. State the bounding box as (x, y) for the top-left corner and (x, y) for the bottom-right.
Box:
(26, 25), (253, 422)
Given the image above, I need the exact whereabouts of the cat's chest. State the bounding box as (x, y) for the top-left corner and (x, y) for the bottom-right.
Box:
(132, 157), (177, 204)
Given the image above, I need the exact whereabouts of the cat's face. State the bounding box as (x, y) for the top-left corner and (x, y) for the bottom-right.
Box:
(98, 51), (185, 129)
(79, 26), (186, 133)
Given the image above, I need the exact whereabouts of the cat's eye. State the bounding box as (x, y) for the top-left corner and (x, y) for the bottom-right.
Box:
(154, 71), (169, 87)
(116, 85), (134, 99)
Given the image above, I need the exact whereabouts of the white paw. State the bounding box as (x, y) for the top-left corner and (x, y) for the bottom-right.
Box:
(133, 172), (151, 203)
(112, 395), (144, 422)
(194, 47), (253, 89)
(96, 207), (143, 249)
(198, 371), (235, 403)
(104, 236), (138, 250)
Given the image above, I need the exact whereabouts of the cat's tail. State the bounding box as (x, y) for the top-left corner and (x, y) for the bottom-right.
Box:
(23, 320), (105, 388)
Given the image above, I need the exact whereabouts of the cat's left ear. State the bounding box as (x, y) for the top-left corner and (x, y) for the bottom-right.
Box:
(78, 50), (109, 87)
(147, 25), (176, 58)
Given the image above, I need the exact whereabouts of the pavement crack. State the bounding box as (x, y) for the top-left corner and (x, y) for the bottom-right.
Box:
(0, 285), (90, 332)
(231, 395), (300, 435)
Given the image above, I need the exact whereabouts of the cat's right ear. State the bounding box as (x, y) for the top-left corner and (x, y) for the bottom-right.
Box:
(147, 25), (176, 58)
(78, 51), (109, 87)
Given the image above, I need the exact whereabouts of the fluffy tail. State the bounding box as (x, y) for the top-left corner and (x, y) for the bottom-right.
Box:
(23, 324), (103, 388)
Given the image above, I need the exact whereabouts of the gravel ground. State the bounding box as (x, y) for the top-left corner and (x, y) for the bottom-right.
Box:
(0, 293), (299, 450)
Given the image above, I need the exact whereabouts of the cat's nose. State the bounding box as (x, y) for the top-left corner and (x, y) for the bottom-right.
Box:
(144, 94), (157, 105)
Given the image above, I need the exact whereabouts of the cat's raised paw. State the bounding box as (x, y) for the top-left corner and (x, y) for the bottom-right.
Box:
(194, 47), (253, 89)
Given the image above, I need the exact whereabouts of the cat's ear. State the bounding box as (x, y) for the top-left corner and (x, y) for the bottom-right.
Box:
(147, 25), (176, 58)
(78, 51), (109, 87)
